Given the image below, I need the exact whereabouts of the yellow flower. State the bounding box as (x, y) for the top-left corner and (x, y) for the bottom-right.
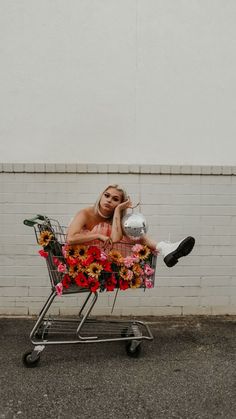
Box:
(108, 249), (124, 265)
(130, 277), (142, 288)
(38, 230), (53, 247)
(135, 245), (150, 260)
(86, 262), (103, 279)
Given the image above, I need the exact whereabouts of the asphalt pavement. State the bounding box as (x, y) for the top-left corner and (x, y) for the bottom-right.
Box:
(0, 316), (235, 419)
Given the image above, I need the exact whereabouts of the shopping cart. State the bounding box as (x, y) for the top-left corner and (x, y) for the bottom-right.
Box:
(22, 214), (157, 367)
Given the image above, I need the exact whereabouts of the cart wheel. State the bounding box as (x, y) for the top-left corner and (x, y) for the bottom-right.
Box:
(22, 350), (40, 368)
(125, 341), (142, 358)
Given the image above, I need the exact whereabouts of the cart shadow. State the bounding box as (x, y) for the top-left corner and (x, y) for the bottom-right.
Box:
(20, 329), (204, 369)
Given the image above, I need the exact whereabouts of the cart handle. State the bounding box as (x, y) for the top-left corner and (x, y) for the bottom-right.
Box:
(23, 214), (46, 227)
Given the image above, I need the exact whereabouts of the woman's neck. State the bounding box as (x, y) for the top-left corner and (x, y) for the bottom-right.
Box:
(97, 206), (111, 219)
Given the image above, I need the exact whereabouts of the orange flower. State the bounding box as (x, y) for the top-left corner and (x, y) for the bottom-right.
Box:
(77, 245), (88, 260)
(65, 244), (87, 259)
(108, 249), (124, 265)
(68, 264), (81, 278)
(132, 263), (144, 277)
(130, 277), (142, 289)
(38, 230), (53, 247)
(134, 245), (150, 260)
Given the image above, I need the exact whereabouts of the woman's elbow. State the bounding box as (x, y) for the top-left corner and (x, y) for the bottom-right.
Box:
(66, 234), (74, 245)
(111, 233), (123, 243)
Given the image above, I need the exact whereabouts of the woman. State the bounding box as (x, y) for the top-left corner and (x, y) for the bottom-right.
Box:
(67, 184), (195, 267)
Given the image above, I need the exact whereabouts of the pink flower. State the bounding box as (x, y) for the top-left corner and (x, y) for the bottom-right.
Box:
(55, 282), (63, 296)
(38, 249), (49, 258)
(62, 245), (67, 258)
(53, 256), (60, 266)
(123, 256), (133, 268)
(145, 278), (154, 289)
(57, 263), (67, 273)
(124, 255), (139, 268)
(100, 251), (107, 261)
(132, 243), (143, 253)
(144, 264), (154, 276)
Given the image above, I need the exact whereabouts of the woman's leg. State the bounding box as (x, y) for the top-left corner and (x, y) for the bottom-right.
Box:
(157, 236), (195, 267)
(140, 234), (195, 267)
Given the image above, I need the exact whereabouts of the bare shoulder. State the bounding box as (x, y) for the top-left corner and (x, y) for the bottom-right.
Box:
(69, 207), (93, 230)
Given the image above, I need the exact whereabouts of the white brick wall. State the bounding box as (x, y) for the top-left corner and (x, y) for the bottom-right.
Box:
(0, 164), (235, 316)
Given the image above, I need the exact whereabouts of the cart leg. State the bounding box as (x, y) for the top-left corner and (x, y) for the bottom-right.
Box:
(37, 290), (55, 317)
(78, 291), (93, 318)
(30, 290), (57, 342)
(76, 291), (98, 339)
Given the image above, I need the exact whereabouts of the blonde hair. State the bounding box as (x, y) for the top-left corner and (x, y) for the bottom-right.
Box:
(94, 184), (129, 219)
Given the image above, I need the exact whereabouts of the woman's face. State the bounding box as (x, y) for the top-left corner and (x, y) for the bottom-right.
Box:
(99, 188), (123, 215)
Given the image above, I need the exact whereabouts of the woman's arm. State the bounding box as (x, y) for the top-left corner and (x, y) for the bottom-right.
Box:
(66, 210), (108, 245)
(110, 198), (132, 242)
(110, 207), (123, 242)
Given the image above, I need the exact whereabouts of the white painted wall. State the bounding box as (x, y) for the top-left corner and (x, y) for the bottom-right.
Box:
(1, 1), (236, 165)
(1, 166), (236, 316)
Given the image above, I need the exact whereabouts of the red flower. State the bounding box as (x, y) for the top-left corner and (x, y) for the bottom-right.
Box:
(66, 256), (78, 266)
(87, 246), (101, 260)
(105, 274), (117, 292)
(82, 255), (94, 267)
(74, 272), (89, 288)
(61, 274), (71, 289)
(88, 277), (100, 292)
(119, 279), (129, 291)
(101, 260), (112, 272)
(38, 249), (49, 258)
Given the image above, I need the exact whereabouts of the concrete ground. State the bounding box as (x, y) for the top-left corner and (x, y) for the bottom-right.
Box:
(0, 316), (235, 419)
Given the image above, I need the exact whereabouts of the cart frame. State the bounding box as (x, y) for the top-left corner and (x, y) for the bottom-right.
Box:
(22, 214), (157, 367)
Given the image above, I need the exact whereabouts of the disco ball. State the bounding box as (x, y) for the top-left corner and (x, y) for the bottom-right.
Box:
(122, 212), (148, 239)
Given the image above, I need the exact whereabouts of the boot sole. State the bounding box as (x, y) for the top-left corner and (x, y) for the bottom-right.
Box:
(163, 236), (195, 267)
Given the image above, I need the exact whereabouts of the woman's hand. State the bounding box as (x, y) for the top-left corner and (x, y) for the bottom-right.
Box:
(98, 234), (111, 243)
(98, 234), (113, 250)
(115, 197), (133, 212)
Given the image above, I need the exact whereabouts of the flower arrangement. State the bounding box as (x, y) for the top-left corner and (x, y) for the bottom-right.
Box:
(38, 229), (156, 296)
